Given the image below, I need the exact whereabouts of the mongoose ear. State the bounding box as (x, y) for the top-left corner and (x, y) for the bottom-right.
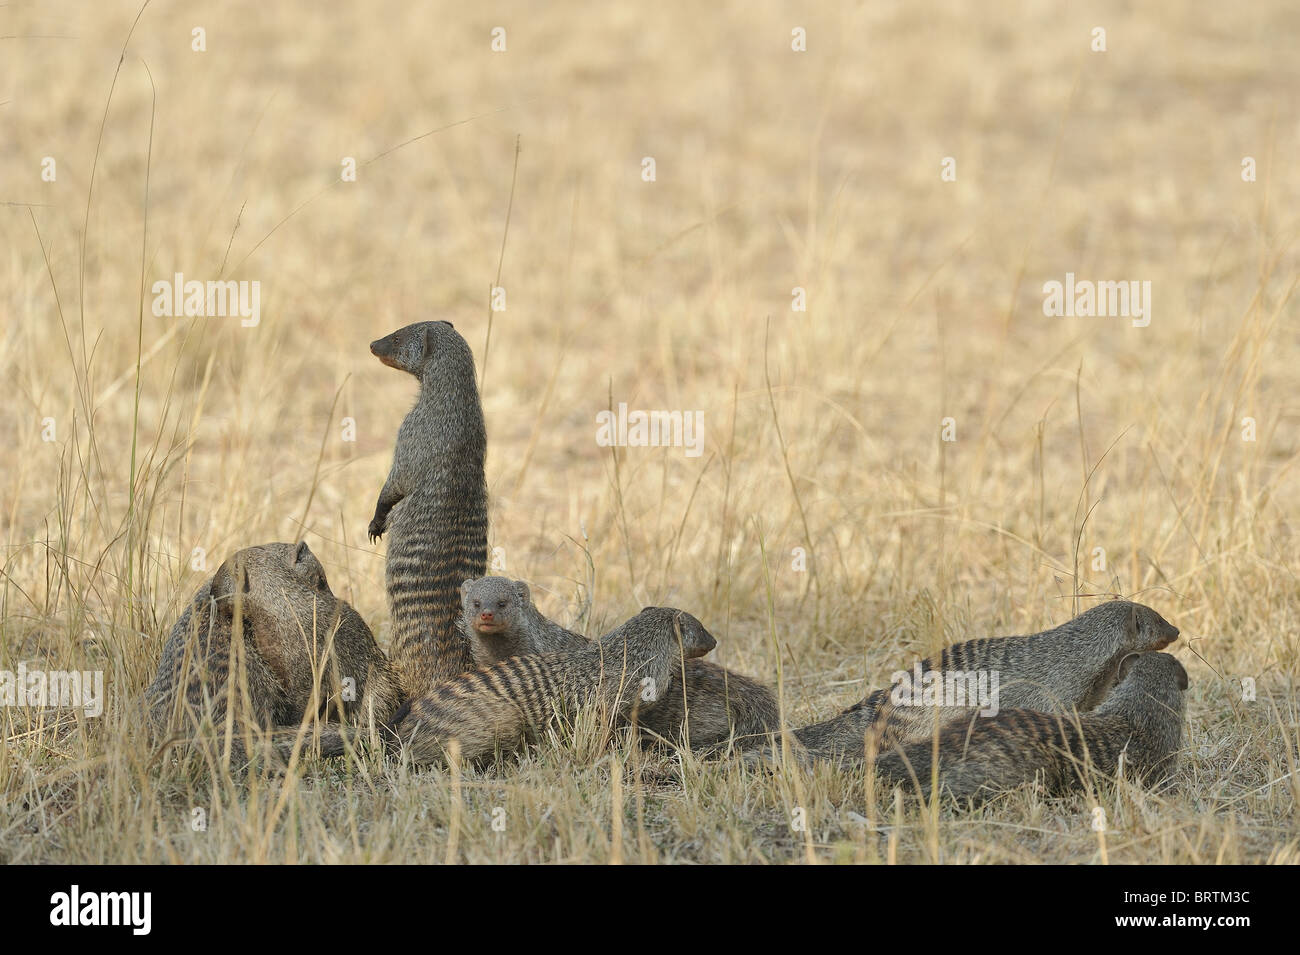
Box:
(460, 579), (475, 600)
(423, 323), (437, 357)
(207, 568), (238, 621)
(514, 581), (530, 604)
(293, 540), (329, 591)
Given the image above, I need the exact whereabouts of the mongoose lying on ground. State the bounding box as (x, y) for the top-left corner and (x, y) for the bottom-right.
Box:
(461, 576), (780, 752)
(390, 606), (717, 764)
(368, 321), (488, 697)
(783, 599), (1179, 762)
(874, 651), (1188, 800)
(146, 542), (403, 763)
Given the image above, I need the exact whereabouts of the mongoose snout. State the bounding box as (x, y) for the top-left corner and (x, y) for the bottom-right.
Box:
(1139, 605), (1180, 649)
(669, 610), (717, 659)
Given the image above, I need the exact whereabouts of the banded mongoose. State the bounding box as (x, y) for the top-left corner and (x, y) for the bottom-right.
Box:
(391, 606), (717, 764)
(368, 321), (488, 698)
(461, 576), (780, 751)
(783, 599), (1180, 762)
(874, 651), (1189, 800)
(145, 542), (403, 762)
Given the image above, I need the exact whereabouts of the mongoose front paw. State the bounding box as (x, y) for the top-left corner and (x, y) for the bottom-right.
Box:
(368, 517), (386, 543)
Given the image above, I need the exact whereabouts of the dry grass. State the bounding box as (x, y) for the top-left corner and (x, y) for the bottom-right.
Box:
(1, 0), (1298, 863)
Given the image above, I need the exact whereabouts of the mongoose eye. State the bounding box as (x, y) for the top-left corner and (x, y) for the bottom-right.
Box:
(497, 601), (507, 609)
(472, 600), (481, 609)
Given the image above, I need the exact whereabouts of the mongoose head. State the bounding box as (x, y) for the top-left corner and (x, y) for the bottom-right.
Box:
(370, 320), (469, 381)
(637, 607), (718, 659)
(1077, 599), (1180, 651)
(210, 541), (339, 631)
(460, 576), (528, 638)
(1114, 651), (1189, 711)
(1118, 651), (1189, 688)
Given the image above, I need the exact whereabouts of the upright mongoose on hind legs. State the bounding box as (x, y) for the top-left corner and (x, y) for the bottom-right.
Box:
(874, 651), (1188, 800)
(391, 606), (718, 764)
(146, 541), (403, 763)
(368, 321), (489, 698)
(461, 576), (780, 752)
(778, 599), (1180, 762)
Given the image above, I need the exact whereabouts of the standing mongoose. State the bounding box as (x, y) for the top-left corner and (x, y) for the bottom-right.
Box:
(779, 599), (1180, 762)
(391, 606), (717, 765)
(874, 651), (1189, 800)
(368, 321), (488, 698)
(146, 541), (404, 763)
(461, 576), (780, 752)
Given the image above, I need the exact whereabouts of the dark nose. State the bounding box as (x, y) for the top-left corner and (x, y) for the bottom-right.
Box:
(1168, 626), (1180, 639)
(369, 339), (382, 355)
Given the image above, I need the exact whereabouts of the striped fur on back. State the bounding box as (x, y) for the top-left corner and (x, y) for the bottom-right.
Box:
(773, 600), (1179, 763)
(460, 575), (779, 752)
(392, 607), (717, 764)
(874, 652), (1188, 800)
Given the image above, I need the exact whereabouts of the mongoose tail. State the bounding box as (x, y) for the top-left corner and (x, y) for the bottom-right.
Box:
(369, 321), (488, 696)
(461, 575), (781, 750)
(876, 652), (1189, 801)
(392, 607), (716, 764)
(784, 599), (1180, 762)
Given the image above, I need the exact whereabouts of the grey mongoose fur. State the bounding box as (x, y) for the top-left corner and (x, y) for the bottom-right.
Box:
(461, 575), (780, 751)
(874, 651), (1188, 800)
(780, 599), (1179, 762)
(368, 321), (488, 698)
(145, 541), (403, 763)
(391, 606), (717, 764)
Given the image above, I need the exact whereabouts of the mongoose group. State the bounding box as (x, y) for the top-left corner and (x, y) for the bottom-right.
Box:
(784, 600), (1181, 761)
(460, 576), (779, 751)
(393, 606), (718, 764)
(145, 320), (1190, 802)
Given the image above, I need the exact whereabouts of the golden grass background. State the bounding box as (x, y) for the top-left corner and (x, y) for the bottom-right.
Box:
(1, 0), (1297, 862)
